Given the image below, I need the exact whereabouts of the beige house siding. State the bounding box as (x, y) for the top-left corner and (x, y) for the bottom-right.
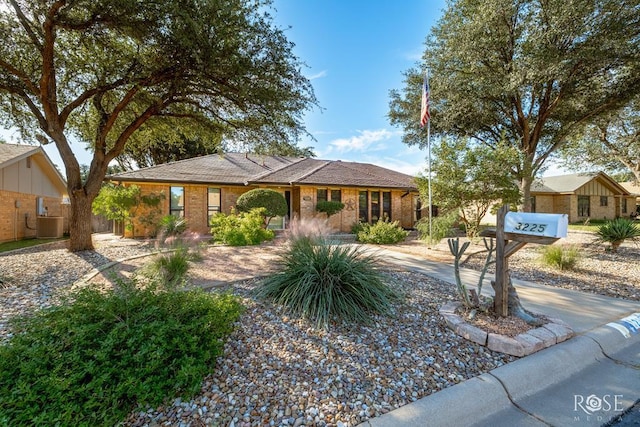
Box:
(0, 152), (69, 243)
(532, 174), (633, 223)
(123, 182), (418, 237)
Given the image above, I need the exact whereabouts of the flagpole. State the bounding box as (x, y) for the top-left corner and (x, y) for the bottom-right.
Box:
(426, 69), (433, 242)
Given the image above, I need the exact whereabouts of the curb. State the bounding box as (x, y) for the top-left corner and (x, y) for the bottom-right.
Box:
(362, 323), (640, 427)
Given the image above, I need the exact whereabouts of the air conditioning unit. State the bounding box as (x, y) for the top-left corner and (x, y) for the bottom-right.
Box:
(36, 216), (64, 238)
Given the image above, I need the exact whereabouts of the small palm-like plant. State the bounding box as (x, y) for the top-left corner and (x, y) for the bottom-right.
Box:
(159, 215), (188, 237)
(595, 218), (640, 253)
(255, 237), (400, 328)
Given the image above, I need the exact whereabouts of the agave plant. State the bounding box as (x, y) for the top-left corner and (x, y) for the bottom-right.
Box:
(595, 218), (640, 253)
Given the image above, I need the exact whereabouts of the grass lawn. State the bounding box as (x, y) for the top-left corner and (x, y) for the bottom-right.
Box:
(567, 220), (607, 233)
(0, 237), (68, 253)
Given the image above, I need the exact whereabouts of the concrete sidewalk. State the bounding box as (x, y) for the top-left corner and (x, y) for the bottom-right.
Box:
(358, 247), (640, 427)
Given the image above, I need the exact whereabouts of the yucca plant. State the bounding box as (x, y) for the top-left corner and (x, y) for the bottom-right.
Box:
(255, 237), (400, 328)
(595, 218), (640, 253)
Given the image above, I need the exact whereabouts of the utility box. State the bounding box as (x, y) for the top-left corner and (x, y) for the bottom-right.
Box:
(504, 212), (568, 238)
(36, 216), (64, 238)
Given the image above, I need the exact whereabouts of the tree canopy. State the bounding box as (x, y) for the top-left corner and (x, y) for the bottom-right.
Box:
(389, 0), (640, 211)
(559, 96), (640, 182)
(0, 0), (317, 250)
(419, 138), (521, 238)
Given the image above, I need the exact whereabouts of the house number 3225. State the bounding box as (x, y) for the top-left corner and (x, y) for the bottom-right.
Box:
(514, 222), (547, 233)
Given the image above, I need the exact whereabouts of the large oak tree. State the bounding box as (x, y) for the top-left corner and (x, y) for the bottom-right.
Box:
(389, 0), (640, 211)
(559, 96), (640, 182)
(0, 0), (317, 251)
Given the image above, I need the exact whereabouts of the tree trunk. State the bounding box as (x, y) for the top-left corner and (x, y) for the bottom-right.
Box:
(520, 175), (534, 213)
(69, 191), (95, 251)
(491, 274), (545, 326)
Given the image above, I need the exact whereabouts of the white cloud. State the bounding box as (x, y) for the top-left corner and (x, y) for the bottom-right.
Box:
(404, 48), (423, 61)
(308, 70), (328, 80)
(364, 155), (424, 176)
(329, 129), (398, 153)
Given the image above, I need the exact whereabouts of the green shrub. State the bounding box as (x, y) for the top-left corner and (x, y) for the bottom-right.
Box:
(595, 218), (640, 252)
(236, 189), (288, 226)
(210, 208), (274, 246)
(255, 237), (400, 328)
(316, 200), (345, 217)
(351, 221), (366, 235)
(416, 211), (459, 244)
(540, 245), (580, 270)
(355, 220), (409, 244)
(0, 281), (243, 426)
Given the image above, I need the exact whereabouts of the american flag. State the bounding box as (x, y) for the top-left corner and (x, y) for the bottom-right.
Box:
(420, 74), (430, 127)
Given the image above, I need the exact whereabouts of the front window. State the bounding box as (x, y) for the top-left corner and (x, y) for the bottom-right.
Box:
(170, 186), (184, 217)
(330, 189), (342, 202)
(371, 192), (380, 222)
(414, 196), (422, 222)
(600, 196), (608, 207)
(382, 191), (391, 220)
(622, 198), (628, 214)
(359, 191), (368, 223)
(208, 188), (221, 223)
(578, 195), (590, 217)
(317, 189), (328, 203)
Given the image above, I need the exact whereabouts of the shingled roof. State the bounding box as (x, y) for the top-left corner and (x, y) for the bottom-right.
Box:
(108, 153), (417, 190)
(531, 172), (629, 195)
(0, 143), (40, 168)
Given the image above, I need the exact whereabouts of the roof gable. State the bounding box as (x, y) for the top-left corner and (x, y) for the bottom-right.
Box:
(0, 143), (40, 168)
(0, 143), (67, 194)
(532, 172), (629, 195)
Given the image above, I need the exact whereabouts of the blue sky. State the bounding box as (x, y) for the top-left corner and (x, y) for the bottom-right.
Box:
(271, 0), (447, 175)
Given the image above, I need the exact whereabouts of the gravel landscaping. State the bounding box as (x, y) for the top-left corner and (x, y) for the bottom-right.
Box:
(1, 230), (638, 426)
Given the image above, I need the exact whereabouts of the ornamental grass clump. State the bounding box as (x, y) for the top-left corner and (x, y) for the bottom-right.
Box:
(540, 245), (580, 270)
(255, 236), (400, 328)
(0, 279), (243, 426)
(595, 218), (640, 253)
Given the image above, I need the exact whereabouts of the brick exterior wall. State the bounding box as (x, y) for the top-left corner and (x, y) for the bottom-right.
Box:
(533, 189), (633, 223)
(0, 189), (68, 242)
(125, 182), (419, 237)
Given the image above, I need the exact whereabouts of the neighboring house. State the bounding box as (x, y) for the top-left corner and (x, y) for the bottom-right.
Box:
(619, 181), (640, 214)
(0, 143), (69, 242)
(530, 172), (635, 223)
(108, 153), (420, 237)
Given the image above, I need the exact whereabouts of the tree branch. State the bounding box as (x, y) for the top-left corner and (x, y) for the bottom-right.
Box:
(8, 0), (43, 51)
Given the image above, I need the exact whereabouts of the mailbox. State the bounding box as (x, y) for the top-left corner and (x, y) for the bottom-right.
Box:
(504, 212), (568, 238)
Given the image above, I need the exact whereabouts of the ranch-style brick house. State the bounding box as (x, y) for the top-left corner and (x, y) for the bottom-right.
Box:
(108, 153), (421, 237)
(0, 143), (69, 243)
(530, 172), (636, 223)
